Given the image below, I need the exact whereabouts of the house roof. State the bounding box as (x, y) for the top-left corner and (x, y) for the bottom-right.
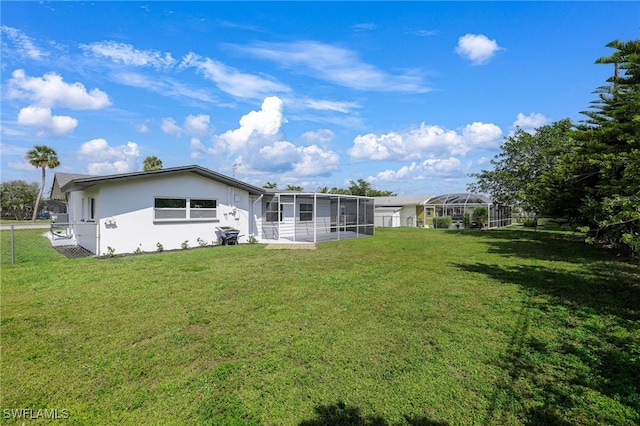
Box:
(374, 195), (433, 207)
(51, 165), (266, 197)
(50, 172), (94, 200)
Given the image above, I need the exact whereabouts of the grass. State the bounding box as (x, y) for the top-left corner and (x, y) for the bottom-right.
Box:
(1, 227), (638, 425)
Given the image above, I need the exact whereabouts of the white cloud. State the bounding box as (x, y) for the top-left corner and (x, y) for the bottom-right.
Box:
(6, 69), (111, 109)
(184, 114), (211, 136)
(371, 157), (463, 182)
(455, 34), (503, 65)
(512, 112), (549, 132)
(411, 29), (439, 37)
(300, 129), (335, 147)
(112, 71), (215, 103)
(161, 118), (182, 137)
(80, 41), (176, 68)
(239, 41), (430, 93)
(161, 114), (211, 138)
(190, 137), (219, 159)
(304, 99), (360, 113)
(259, 141), (301, 168)
(217, 96), (286, 151)
(1, 143), (27, 155)
(134, 121), (150, 133)
(17, 106), (78, 137)
(348, 121), (502, 161)
(1, 26), (47, 60)
(6, 160), (36, 171)
(78, 139), (140, 174)
(256, 141), (340, 176)
(197, 96), (340, 176)
(461, 122), (503, 150)
(291, 144), (340, 176)
(180, 52), (290, 99)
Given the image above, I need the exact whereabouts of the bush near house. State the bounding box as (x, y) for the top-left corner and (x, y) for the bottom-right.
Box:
(433, 216), (452, 228)
(473, 206), (489, 228)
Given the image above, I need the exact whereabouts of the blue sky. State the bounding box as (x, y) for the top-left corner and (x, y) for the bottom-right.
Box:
(2, 1), (638, 195)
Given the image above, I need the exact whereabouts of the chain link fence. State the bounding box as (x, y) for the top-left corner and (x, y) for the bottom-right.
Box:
(1, 222), (93, 265)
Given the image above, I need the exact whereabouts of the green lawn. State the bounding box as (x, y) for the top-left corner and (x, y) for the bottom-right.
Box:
(1, 228), (638, 425)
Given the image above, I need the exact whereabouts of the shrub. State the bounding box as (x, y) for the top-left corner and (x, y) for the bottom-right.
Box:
(156, 242), (164, 252)
(473, 206), (489, 228)
(434, 217), (452, 229)
(463, 211), (471, 228)
(181, 240), (189, 250)
(197, 237), (208, 247)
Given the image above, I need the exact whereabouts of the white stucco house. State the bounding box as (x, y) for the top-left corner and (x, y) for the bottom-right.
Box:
(51, 165), (374, 256)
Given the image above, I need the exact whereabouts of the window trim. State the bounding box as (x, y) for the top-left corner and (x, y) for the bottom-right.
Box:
(154, 197), (218, 222)
(265, 201), (283, 223)
(299, 203), (313, 222)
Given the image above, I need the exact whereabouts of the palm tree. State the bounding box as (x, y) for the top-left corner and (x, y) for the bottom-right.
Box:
(25, 145), (60, 222)
(143, 156), (163, 171)
(263, 182), (278, 189)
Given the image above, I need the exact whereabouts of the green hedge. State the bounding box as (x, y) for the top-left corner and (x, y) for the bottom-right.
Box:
(434, 216), (453, 229)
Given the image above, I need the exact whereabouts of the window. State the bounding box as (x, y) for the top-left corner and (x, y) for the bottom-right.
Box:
(154, 197), (217, 221)
(190, 199), (217, 219)
(155, 198), (187, 219)
(89, 197), (96, 220)
(265, 201), (283, 222)
(299, 203), (313, 221)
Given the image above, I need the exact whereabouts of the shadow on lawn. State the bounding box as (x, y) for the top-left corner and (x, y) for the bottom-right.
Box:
(450, 229), (640, 319)
(451, 230), (640, 424)
(298, 401), (449, 426)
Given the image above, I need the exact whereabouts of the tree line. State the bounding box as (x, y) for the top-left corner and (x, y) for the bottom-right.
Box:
(1, 153), (164, 222)
(263, 178), (396, 197)
(468, 39), (639, 258)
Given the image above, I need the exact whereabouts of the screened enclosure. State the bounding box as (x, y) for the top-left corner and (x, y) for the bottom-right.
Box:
(261, 193), (375, 243)
(422, 193), (511, 229)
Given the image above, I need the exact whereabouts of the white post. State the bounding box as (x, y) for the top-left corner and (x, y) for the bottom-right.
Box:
(356, 198), (360, 238)
(11, 225), (15, 264)
(313, 193), (317, 244)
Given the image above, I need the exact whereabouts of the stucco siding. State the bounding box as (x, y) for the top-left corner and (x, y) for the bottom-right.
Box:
(93, 172), (252, 254)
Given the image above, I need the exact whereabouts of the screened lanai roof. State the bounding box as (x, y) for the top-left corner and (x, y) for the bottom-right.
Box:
(425, 193), (493, 205)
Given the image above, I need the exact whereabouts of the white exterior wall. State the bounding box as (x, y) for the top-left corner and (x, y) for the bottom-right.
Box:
(399, 205), (418, 227)
(375, 207), (401, 227)
(375, 205), (417, 227)
(69, 172), (255, 255)
(67, 188), (100, 254)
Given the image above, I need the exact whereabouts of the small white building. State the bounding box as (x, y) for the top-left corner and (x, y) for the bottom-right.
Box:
(374, 195), (433, 228)
(51, 165), (374, 255)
